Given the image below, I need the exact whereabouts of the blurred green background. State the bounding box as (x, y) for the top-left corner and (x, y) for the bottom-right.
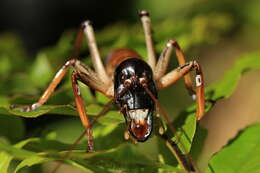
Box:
(1, 0), (260, 172)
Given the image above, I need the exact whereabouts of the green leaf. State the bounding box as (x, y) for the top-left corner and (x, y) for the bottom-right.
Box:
(97, 111), (124, 125)
(60, 160), (94, 173)
(0, 139), (13, 173)
(6, 105), (77, 118)
(207, 124), (260, 173)
(14, 156), (51, 173)
(0, 152), (12, 173)
(67, 144), (165, 173)
(157, 106), (197, 167)
(190, 124), (208, 161)
(0, 138), (40, 172)
(0, 138), (39, 159)
(172, 108), (197, 154)
(0, 136), (180, 173)
(206, 52), (260, 101)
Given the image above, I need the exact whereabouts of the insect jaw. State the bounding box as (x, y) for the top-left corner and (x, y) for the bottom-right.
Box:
(126, 109), (153, 142)
(127, 109), (149, 122)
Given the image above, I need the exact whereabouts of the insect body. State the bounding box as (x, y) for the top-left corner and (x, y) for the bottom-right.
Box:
(12, 10), (205, 172)
(115, 58), (157, 142)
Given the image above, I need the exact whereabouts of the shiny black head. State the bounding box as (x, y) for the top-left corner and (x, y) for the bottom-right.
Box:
(114, 58), (158, 142)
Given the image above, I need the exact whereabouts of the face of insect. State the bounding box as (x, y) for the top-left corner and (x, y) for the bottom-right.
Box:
(126, 108), (153, 141)
(114, 58), (158, 142)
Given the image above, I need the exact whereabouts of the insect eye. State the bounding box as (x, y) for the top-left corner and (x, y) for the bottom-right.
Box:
(124, 79), (132, 86)
(139, 77), (147, 85)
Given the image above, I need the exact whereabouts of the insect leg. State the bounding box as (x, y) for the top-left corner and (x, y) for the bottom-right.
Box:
(71, 71), (94, 152)
(171, 40), (195, 96)
(160, 133), (195, 172)
(154, 40), (174, 80)
(74, 60), (114, 97)
(156, 61), (205, 120)
(51, 85), (131, 173)
(154, 40), (195, 96)
(82, 21), (110, 85)
(10, 59), (76, 112)
(139, 10), (157, 70)
(11, 59), (114, 112)
(50, 98), (115, 173)
(139, 83), (196, 172)
(51, 87), (132, 173)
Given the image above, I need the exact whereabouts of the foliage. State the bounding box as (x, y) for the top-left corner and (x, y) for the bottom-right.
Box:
(0, 11), (260, 173)
(207, 124), (260, 173)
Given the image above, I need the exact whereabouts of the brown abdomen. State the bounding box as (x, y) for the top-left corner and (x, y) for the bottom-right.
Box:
(106, 48), (141, 77)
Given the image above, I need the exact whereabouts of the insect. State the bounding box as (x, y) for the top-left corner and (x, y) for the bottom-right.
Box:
(12, 10), (205, 172)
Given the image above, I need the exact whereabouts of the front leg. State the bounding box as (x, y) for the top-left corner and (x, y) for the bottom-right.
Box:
(156, 61), (205, 120)
(11, 59), (113, 112)
(71, 71), (94, 151)
(154, 40), (194, 96)
(10, 59), (76, 112)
